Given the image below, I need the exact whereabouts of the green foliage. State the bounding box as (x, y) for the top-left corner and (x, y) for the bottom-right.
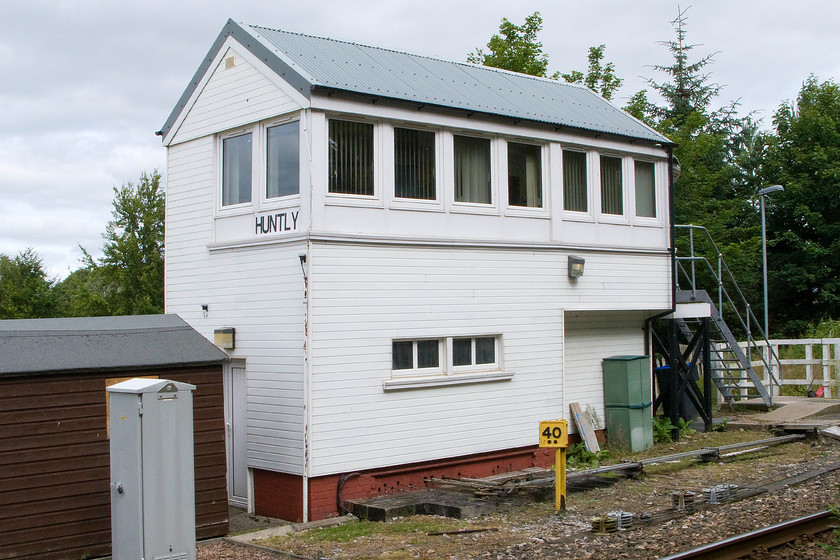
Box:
(0, 248), (57, 319)
(77, 170), (165, 316)
(653, 417), (675, 444)
(561, 45), (623, 100)
(653, 416), (695, 444)
(711, 418), (728, 432)
(274, 517), (467, 544)
(762, 77), (840, 336)
(468, 12), (559, 79)
(566, 442), (610, 469)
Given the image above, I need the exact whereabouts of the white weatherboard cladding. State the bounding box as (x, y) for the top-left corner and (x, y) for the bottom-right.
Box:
(166, 137), (306, 474)
(170, 41), (304, 146)
(305, 243), (669, 476)
(564, 311), (648, 434)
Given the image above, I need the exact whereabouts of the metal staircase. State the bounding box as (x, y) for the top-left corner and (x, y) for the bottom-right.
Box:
(672, 225), (783, 407)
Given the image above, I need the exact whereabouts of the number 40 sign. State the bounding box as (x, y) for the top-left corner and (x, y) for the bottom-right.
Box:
(539, 420), (569, 448)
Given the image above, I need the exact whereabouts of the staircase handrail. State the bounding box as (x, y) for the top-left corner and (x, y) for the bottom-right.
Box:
(674, 224), (783, 392)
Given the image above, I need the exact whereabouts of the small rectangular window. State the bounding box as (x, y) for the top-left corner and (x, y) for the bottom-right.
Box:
(454, 135), (491, 204)
(600, 155), (623, 215)
(392, 339), (440, 372)
(222, 133), (252, 206)
(266, 121), (299, 199)
(635, 160), (656, 218)
(507, 142), (542, 208)
(395, 128), (436, 200)
(329, 120), (374, 195)
(563, 150), (587, 212)
(453, 338), (472, 366)
(475, 337), (496, 364)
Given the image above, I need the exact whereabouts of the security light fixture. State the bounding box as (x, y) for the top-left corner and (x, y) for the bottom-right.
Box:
(568, 256), (585, 278)
(214, 328), (235, 350)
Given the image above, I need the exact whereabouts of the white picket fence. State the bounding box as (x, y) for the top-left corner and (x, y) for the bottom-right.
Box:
(738, 338), (840, 398)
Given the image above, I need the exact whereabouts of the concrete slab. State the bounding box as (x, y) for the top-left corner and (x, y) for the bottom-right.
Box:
(753, 399), (840, 423)
(227, 514), (358, 544)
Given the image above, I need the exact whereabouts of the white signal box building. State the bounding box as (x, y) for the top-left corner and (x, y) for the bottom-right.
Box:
(159, 19), (674, 522)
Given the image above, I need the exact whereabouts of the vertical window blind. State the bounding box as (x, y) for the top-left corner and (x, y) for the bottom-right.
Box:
(454, 135), (492, 204)
(600, 155), (623, 215)
(634, 160), (656, 218)
(266, 121), (299, 199)
(222, 133), (252, 206)
(563, 150), (587, 212)
(394, 128), (436, 199)
(507, 142), (542, 208)
(329, 120), (374, 195)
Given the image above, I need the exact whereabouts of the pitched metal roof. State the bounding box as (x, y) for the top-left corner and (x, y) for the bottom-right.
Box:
(159, 19), (671, 146)
(0, 314), (229, 377)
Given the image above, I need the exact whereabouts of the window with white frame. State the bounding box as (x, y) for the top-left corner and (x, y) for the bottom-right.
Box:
(600, 154), (623, 215)
(392, 339), (442, 374)
(507, 142), (542, 208)
(634, 160), (656, 218)
(394, 127), (436, 200)
(563, 149), (588, 212)
(454, 135), (492, 204)
(391, 335), (500, 378)
(266, 121), (300, 199)
(328, 119), (374, 196)
(222, 133), (253, 206)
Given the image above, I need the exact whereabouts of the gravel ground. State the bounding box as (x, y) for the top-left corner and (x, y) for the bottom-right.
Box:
(198, 433), (840, 559)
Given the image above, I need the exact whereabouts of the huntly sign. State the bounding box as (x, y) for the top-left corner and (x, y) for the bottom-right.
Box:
(255, 209), (300, 235)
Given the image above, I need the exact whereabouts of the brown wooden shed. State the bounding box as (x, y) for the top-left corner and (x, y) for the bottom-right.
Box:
(0, 314), (230, 560)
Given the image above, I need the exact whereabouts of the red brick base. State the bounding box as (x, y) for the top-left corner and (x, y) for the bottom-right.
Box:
(253, 445), (558, 521)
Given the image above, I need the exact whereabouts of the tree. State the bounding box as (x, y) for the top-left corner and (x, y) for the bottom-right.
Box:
(468, 12), (559, 78)
(0, 248), (56, 319)
(625, 8), (765, 329)
(644, 7), (721, 125)
(79, 170), (165, 316)
(561, 45), (623, 100)
(762, 77), (840, 335)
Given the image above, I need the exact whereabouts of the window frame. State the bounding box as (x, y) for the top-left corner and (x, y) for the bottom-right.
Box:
(325, 117), (383, 207)
(504, 139), (549, 217)
(219, 128), (255, 211)
(632, 158), (661, 225)
(385, 335), (510, 391)
(450, 132), (499, 215)
(390, 338), (444, 377)
(596, 152), (630, 224)
(560, 147), (593, 221)
(263, 117), (302, 204)
(389, 124), (444, 212)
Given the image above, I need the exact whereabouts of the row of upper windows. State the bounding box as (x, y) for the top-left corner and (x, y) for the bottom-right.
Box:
(219, 116), (661, 221)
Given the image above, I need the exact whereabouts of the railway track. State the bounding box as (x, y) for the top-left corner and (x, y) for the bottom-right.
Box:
(659, 510), (836, 560)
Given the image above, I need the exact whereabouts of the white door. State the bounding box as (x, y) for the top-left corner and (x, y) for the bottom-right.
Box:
(225, 362), (248, 507)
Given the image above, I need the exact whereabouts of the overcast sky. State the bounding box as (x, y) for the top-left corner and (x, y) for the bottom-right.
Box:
(2, 0), (839, 278)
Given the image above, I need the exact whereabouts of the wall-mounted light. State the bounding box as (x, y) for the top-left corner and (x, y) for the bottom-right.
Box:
(201, 304), (209, 318)
(568, 256), (585, 278)
(214, 328), (235, 350)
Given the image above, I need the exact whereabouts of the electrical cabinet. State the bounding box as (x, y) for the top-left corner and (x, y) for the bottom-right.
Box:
(108, 378), (197, 560)
(603, 355), (653, 452)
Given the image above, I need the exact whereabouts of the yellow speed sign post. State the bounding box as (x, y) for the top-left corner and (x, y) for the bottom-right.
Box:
(539, 420), (568, 511)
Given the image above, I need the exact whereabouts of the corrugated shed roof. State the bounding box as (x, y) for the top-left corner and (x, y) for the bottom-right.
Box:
(159, 20), (671, 145)
(0, 314), (229, 377)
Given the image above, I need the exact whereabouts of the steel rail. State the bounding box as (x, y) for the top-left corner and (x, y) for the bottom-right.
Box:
(658, 510), (835, 560)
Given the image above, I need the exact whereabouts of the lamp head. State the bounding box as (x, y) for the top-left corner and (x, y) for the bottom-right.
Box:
(758, 185), (784, 196)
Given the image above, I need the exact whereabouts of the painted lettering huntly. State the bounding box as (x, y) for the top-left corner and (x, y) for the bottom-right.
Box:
(255, 209), (300, 235)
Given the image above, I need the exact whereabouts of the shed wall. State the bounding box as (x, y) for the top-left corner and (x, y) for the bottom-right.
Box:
(0, 366), (227, 560)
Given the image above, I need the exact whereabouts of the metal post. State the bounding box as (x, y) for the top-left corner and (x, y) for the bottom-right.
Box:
(555, 447), (566, 511)
(761, 194), (769, 337)
(758, 185), (784, 338)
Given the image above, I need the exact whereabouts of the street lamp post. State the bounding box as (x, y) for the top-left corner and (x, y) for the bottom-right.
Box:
(759, 185), (784, 338)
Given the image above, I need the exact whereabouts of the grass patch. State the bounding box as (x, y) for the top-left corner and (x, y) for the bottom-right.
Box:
(263, 516), (472, 546)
